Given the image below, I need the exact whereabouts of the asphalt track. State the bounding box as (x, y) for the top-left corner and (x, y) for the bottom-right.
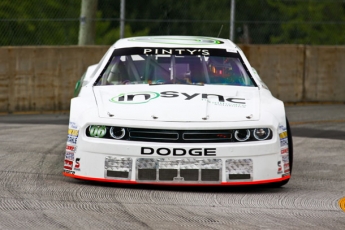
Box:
(0, 105), (344, 230)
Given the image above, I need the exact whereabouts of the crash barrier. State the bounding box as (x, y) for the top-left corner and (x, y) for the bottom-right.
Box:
(0, 46), (108, 113)
(242, 45), (345, 103)
(0, 45), (344, 113)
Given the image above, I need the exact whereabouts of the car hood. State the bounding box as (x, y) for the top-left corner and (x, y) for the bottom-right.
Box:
(93, 85), (260, 122)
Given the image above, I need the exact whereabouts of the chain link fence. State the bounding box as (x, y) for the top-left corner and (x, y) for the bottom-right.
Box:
(0, 0), (344, 46)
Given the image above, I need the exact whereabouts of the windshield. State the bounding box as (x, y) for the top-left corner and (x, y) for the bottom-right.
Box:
(95, 48), (255, 87)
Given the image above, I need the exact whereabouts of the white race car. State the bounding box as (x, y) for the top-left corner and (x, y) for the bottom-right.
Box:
(64, 36), (293, 187)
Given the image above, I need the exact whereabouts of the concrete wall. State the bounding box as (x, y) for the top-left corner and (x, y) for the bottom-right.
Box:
(0, 46), (108, 113)
(240, 45), (345, 103)
(240, 45), (305, 102)
(304, 46), (345, 101)
(0, 45), (344, 113)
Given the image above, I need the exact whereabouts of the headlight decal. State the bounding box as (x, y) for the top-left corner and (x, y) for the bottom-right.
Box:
(89, 125), (107, 138)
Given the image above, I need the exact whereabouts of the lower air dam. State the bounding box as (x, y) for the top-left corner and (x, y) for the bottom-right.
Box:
(104, 157), (254, 183)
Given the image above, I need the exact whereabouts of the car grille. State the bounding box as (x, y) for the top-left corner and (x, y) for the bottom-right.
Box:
(128, 128), (233, 143)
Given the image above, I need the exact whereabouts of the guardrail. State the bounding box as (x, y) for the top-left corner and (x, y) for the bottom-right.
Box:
(0, 45), (344, 113)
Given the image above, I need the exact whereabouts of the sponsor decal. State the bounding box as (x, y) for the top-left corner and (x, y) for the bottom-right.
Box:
(282, 155), (290, 173)
(69, 122), (78, 130)
(74, 158), (80, 171)
(277, 161), (283, 174)
(284, 162), (290, 173)
(64, 169), (75, 175)
(281, 147), (289, 155)
(279, 125), (287, 132)
(280, 138), (288, 147)
(279, 131), (288, 139)
(282, 155), (289, 163)
(68, 129), (79, 136)
(112, 47), (239, 60)
(110, 91), (160, 104)
(67, 135), (78, 144)
(141, 147), (216, 156)
(143, 48), (210, 56)
(89, 125), (107, 138)
(65, 151), (74, 161)
(202, 100), (246, 108)
(64, 159), (73, 170)
(173, 177), (184, 182)
(66, 145), (76, 152)
(110, 91), (246, 108)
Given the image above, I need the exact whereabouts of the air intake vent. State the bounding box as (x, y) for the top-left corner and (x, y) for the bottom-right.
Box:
(129, 129), (179, 141)
(136, 158), (222, 183)
(128, 128), (233, 143)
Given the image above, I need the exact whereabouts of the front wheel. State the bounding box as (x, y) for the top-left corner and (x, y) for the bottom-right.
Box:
(286, 117), (293, 173)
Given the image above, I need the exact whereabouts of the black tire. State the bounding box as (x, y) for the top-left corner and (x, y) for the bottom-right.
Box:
(286, 117), (293, 173)
(268, 117), (293, 188)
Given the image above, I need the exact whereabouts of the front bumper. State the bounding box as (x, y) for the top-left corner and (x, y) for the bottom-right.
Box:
(63, 133), (291, 185)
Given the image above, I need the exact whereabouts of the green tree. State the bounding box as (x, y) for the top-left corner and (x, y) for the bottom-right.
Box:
(1, 0), (344, 46)
(267, 0), (345, 45)
(97, 0), (232, 40)
(96, 18), (149, 45)
(0, 0), (80, 45)
(104, 0), (283, 44)
(235, 0), (282, 44)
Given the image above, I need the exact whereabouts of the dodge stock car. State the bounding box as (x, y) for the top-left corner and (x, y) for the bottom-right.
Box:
(63, 36), (293, 187)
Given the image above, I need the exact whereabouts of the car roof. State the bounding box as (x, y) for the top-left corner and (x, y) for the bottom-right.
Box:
(112, 36), (238, 51)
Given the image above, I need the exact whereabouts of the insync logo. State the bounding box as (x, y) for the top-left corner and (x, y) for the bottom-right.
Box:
(110, 91), (160, 104)
(109, 91), (246, 105)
